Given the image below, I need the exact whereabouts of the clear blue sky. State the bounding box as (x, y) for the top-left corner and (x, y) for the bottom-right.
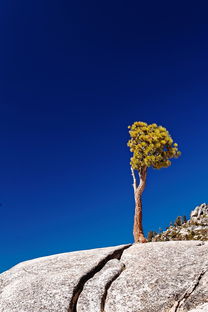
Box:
(1, 0), (208, 272)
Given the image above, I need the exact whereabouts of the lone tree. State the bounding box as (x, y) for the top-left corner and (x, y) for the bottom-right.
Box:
(127, 121), (181, 243)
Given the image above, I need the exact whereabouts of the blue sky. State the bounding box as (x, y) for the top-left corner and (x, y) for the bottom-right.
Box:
(1, 0), (208, 272)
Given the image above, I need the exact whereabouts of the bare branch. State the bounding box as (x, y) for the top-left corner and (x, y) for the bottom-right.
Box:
(131, 167), (137, 193)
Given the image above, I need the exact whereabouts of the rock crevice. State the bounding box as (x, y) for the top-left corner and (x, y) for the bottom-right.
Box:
(104, 241), (208, 312)
(68, 244), (131, 312)
(0, 241), (207, 312)
(170, 267), (208, 312)
(100, 263), (126, 312)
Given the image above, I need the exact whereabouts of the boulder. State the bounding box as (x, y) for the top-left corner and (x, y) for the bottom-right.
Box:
(0, 241), (207, 312)
(105, 241), (208, 312)
(0, 244), (129, 312)
(191, 203), (208, 220)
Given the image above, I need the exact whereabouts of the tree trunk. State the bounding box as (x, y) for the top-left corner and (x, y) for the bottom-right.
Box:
(131, 166), (147, 243)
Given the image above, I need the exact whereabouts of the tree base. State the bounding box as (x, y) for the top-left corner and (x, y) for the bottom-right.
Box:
(134, 234), (147, 243)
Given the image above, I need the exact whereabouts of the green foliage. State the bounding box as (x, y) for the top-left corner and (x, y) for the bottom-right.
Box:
(182, 215), (187, 224)
(174, 216), (182, 226)
(147, 230), (157, 242)
(127, 121), (181, 172)
(174, 216), (187, 226)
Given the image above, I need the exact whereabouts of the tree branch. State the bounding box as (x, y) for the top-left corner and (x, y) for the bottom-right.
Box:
(131, 167), (137, 193)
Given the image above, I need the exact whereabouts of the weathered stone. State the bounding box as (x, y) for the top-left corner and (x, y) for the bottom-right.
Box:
(0, 244), (128, 312)
(191, 203), (208, 219)
(105, 241), (208, 312)
(0, 241), (207, 312)
(188, 303), (208, 312)
(77, 259), (124, 312)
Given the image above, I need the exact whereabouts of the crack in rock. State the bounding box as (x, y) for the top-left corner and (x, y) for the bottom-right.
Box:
(76, 259), (125, 312)
(100, 263), (126, 312)
(68, 244), (131, 312)
(169, 267), (208, 312)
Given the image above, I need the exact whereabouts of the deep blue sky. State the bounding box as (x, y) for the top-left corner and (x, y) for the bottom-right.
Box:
(1, 0), (208, 272)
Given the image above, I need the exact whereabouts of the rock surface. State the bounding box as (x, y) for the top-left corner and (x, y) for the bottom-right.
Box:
(77, 259), (124, 312)
(0, 244), (129, 312)
(0, 241), (207, 312)
(188, 303), (208, 312)
(105, 241), (208, 312)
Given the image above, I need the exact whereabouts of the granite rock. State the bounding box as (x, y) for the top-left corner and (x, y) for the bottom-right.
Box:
(105, 241), (208, 312)
(0, 244), (128, 312)
(191, 203), (208, 220)
(77, 259), (124, 312)
(188, 303), (208, 312)
(0, 241), (207, 312)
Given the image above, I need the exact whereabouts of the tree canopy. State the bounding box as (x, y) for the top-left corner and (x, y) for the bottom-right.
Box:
(127, 121), (181, 172)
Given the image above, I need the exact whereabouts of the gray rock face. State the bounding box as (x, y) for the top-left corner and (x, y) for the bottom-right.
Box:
(191, 203), (208, 220)
(77, 259), (124, 312)
(188, 303), (208, 312)
(0, 244), (128, 312)
(105, 241), (208, 312)
(0, 241), (207, 312)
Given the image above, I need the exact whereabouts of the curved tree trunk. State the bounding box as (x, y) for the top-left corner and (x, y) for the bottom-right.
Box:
(131, 166), (147, 243)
